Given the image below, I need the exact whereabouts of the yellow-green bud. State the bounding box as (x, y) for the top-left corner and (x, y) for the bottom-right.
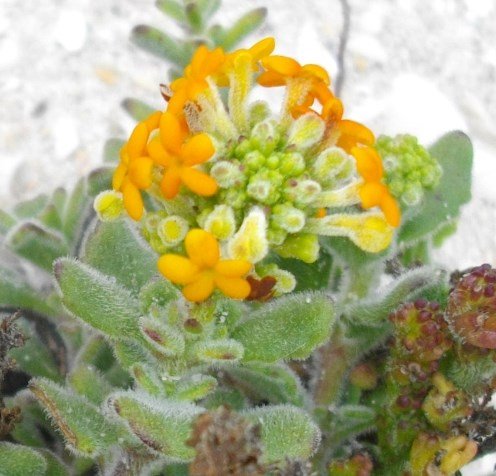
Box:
(287, 113), (325, 149)
(275, 233), (320, 263)
(312, 147), (354, 186)
(157, 216), (189, 246)
(204, 205), (236, 240)
(272, 204), (306, 233)
(228, 207), (268, 263)
(279, 152), (305, 176)
(285, 179), (321, 205)
(94, 190), (124, 221)
(244, 151), (266, 171)
(210, 161), (244, 188)
(248, 100), (271, 126)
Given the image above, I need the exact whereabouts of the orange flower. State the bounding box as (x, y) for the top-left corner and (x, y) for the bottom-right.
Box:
(147, 111), (218, 199)
(335, 119), (376, 154)
(112, 111), (162, 220)
(352, 145), (401, 227)
(158, 229), (252, 302)
(167, 45), (226, 114)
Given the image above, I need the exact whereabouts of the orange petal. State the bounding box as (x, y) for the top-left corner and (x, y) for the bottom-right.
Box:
(249, 37), (276, 61)
(122, 180), (144, 220)
(127, 122), (149, 159)
(214, 276), (251, 300)
(336, 120), (375, 153)
(160, 111), (187, 154)
(301, 64), (330, 84)
(190, 45), (209, 77)
(144, 111), (162, 131)
(157, 254), (199, 284)
(185, 229), (220, 268)
(311, 81), (333, 104)
(183, 273), (215, 302)
(180, 167), (218, 196)
(359, 182), (387, 209)
(215, 260), (252, 278)
(262, 55), (301, 76)
(128, 156), (153, 189)
(167, 88), (188, 115)
(380, 192), (401, 227)
(257, 71), (286, 87)
(203, 47), (225, 76)
(170, 77), (187, 92)
(160, 167), (182, 199)
(181, 133), (215, 166)
(112, 162), (127, 190)
(147, 136), (173, 167)
(352, 146), (383, 182)
(322, 98), (344, 123)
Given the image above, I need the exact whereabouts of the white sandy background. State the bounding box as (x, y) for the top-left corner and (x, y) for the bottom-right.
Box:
(1, 0), (496, 473)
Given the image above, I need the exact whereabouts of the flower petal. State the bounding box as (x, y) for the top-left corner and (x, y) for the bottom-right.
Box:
(257, 71), (286, 87)
(112, 162), (127, 190)
(158, 254), (199, 285)
(180, 167), (218, 196)
(180, 133), (215, 166)
(122, 180), (144, 220)
(249, 37), (275, 61)
(185, 229), (220, 268)
(128, 157), (153, 189)
(359, 182), (387, 209)
(352, 146), (383, 182)
(336, 120), (375, 153)
(262, 55), (301, 76)
(215, 260), (252, 278)
(160, 111), (187, 154)
(301, 64), (330, 84)
(160, 167), (182, 199)
(144, 111), (162, 131)
(127, 122), (149, 159)
(214, 276), (251, 300)
(183, 274), (215, 302)
(147, 136), (173, 167)
(380, 192), (401, 227)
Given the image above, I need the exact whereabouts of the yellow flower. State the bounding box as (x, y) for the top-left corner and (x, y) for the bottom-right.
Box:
(158, 229), (252, 302)
(352, 145), (401, 227)
(168, 45), (226, 114)
(147, 111), (218, 199)
(112, 111), (162, 220)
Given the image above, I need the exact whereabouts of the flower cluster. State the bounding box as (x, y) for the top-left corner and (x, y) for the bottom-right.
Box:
(97, 38), (402, 301)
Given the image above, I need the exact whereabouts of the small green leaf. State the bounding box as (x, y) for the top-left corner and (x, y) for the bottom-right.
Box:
(328, 405), (376, 447)
(86, 167), (113, 197)
(113, 339), (156, 370)
(54, 258), (141, 340)
(132, 25), (188, 66)
(217, 8), (267, 51)
(399, 131), (473, 243)
(197, 0), (221, 21)
(131, 363), (166, 396)
(0, 209), (16, 235)
(62, 178), (91, 244)
(38, 449), (69, 476)
(243, 405), (320, 464)
(110, 391), (203, 460)
(122, 98), (156, 122)
(0, 442), (47, 476)
(13, 194), (48, 219)
(38, 203), (63, 231)
(68, 364), (113, 405)
(30, 378), (122, 457)
(156, 0), (187, 23)
(225, 363), (305, 406)
(185, 2), (204, 33)
(139, 278), (179, 314)
(194, 338), (244, 364)
(232, 292), (335, 363)
(139, 316), (185, 356)
(103, 138), (125, 164)
(7, 222), (68, 271)
(83, 221), (157, 293)
(175, 374), (218, 401)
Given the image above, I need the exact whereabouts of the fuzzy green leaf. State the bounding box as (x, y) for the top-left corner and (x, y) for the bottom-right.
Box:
(103, 138), (125, 164)
(122, 98), (156, 122)
(86, 167), (113, 197)
(232, 292), (335, 363)
(38, 203), (63, 231)
(54, 258), (141, 340)
(139, 316), (185, 356)
(155, 0), (187, 23)
(13, 194), (48, 219)
(197, 0), (221, 21)
(113, 339), (156, 370)
(139, 278), (179, 314)
(175, 374), (218, 401)
(110, 391), (203, 460)
(38, 449), (69, 476)
(68, 364), (113, 405)
(225, 363), (305, 406)
(30, 378), (122, 457)
(243, 406), (320, 464)
(7, 222), (68, 271)
(399, 131), (473, 243)
(0, 442), (47, 476)
(185, 2), (204, 33)
(0, 209), (16, 235)
(217, 8), (267, 50)
(328, 405), (376, 447)
(132, 25), (188, 66)
(83, 221), (157, 293)
(194, 338), (244, 363)
(62, 178), (91, 243)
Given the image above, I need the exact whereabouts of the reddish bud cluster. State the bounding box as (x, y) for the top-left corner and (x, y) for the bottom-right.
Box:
(447, 264), (496, 349)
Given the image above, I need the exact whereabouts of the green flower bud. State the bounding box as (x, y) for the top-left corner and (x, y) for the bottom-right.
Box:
(210, 160), (244, 188)
(312, 147), (354, 186)
(204, 205), (236, 240)
(251, 119), (279, 154)
(272, 204), (306, 233)
(248, 100), (271, 126)
(228, 207), (268, 263)
(285, 179), (321, 206)
(94, 190), (123, 221)
(267, 226), (287, 246)
(287, 113), (325, 149)
(279, 152), (305, 176)
(244, 150), (266, 171)
(275, 233), (320, 263)
(157, 215), (189, 246)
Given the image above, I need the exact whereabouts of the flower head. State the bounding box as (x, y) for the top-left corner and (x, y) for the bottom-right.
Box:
(158, 229), (252, 302)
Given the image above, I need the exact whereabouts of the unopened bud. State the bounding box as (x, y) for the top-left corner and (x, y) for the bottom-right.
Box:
(94, 190), (124, 221)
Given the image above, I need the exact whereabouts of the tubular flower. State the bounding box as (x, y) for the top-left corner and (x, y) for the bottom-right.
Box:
(100, 38), (419, 299)
(148, 111), (217, 199)
(158, 229), (252, 302)
(112, 111), (162, 220)
(168, 45), (226, 114)
(352, 145), (401, 227)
